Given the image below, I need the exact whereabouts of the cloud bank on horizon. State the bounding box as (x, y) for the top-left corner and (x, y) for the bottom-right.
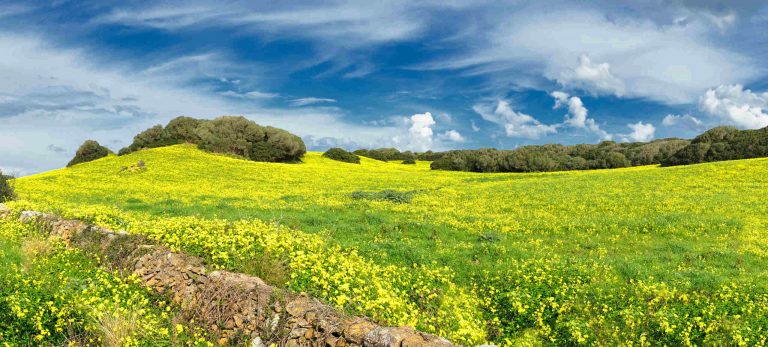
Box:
(1, 0), (767, 175)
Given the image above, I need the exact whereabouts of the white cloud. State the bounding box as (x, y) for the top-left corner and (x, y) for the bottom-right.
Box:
(219, 90), (280, 99)
(662, 114), (706, 131)
(699, 84), (768, 129)
(94, 1), (474, 46)
(470, 119), (480, 132)
(620, 121), (656, 142)
(439, 130), (465, 142)
(474, 100), (558, 139)
(551, 91), (611, 140)
(290, 97), (337, 106)
(424, 8), (757, 104)
(0, 31), (421, 175)
(559, 54), (625, 96)
(397, 112), (436, 151)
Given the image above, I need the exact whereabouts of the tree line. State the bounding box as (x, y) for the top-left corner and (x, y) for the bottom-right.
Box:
(350, 125), (768, 172)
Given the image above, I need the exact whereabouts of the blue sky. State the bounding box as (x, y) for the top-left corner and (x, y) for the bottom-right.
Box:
(1, 0), (768, 175)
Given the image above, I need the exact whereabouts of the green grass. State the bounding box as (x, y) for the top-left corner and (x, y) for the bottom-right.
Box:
(12, 144), (768, 344)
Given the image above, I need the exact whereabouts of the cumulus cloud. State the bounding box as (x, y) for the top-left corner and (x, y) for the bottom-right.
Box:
(290, 97), (336, 106)
(662, 114), (706, 131)
(474, 100), (558, 139)
(558, 54), (625, 97)
(619, 121), (656, 142)
(439, 130), (465, 142)
(395, 112), (436, 151)
(699, 84), (768, 129)
(551, 91), (611, 140)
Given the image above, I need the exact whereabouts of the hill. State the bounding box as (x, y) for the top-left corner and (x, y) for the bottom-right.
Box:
(12, 144), (768, 345)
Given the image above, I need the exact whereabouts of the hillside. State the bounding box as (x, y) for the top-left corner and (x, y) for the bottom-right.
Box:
(12, 144), (768, 345)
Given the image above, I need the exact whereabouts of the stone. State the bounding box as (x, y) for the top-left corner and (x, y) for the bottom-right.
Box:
(286, 295), (314, 317)
(251, 336), (264, 347)
(0, 203), (10, 218)
(344, 319), (377, 344)
(363, 327), (415, 347)
(19, 210), (44, 223)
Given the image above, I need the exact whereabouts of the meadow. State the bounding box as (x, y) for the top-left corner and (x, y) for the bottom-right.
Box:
(9, 144), (768, 346)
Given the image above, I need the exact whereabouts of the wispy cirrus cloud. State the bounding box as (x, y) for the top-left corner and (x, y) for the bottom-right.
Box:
(418, 5), (760, 104)
(290, 97), (336, 107)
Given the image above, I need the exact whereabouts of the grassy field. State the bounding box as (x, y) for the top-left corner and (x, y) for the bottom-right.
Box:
(0, 214), (212, 346)
(11, 144), (768, 345)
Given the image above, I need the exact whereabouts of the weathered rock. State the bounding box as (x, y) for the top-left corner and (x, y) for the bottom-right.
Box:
(251, 336), (265, 347)
(344, 319), (377, 344)
(0, 203), (10, 219)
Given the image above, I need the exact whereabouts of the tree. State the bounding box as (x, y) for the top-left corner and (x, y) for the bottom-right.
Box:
(0, 170), (14, 202)
(164, 116), (202, 144)
(67, 140), (111, 167)
(128, 125), (167, 152)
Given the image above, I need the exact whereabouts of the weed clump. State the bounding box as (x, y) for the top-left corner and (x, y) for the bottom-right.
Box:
(350, 189), (414, 203)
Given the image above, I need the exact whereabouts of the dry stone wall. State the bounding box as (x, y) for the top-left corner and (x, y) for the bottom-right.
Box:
(0, 204), (456, 347)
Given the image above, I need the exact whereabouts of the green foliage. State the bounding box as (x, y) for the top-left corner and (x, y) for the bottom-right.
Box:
(402, 158), (416, 165)
(67, 140), (111, 167)
(353, 148), (408, 161)
(350, 189), (414, 203)
(0, 170), (14, 203)
(662, 126), (768, 166)
(120, 116), (306, 163)
(430, 138), (690, 173)
(323, 148), (360, 164)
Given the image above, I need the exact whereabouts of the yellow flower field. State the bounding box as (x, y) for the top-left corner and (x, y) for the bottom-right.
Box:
(10, 144), (768, 345)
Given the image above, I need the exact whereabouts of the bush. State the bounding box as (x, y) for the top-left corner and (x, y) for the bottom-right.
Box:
(662, 126), (768, 166)
(67, 140), (111, 167)
(0, 170), (15, 202)
(350, 190), (414, 203)
(121, 116), (306, 163)
(402, 158), (416, 165)
(323, 148), (360, 164)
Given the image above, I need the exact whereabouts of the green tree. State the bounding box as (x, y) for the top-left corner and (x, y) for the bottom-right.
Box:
(67, 140), (111, 167)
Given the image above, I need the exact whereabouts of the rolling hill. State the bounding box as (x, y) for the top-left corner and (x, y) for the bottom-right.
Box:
(10, 144), (768, 345)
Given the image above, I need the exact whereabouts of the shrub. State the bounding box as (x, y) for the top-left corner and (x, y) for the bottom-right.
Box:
(122, 116), (306, 163)
(67, 140), (111, 167)
(0, 170), (15, 202)
(402, 158), (416, 165)
(323, 148), (360, 164)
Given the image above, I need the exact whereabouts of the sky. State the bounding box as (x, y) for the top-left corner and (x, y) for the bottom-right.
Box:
(1, 0), (768, 175)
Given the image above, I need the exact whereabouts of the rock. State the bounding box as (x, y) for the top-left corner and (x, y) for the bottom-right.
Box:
(363, 327), (415, 347)
(251, 336), (264, 347)
(344, 319), (377, 344)
(0, 203), (10, 218)
(19, 210), (44, 223)
(286, 295), (315, 317)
